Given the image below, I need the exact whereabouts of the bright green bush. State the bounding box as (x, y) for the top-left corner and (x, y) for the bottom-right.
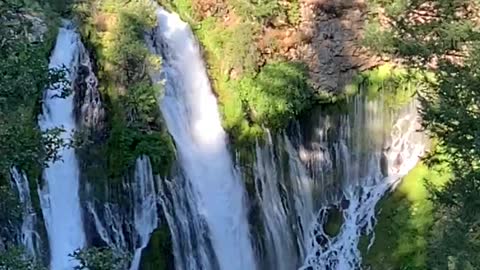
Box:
(354, 64), (433, 110)
(238, 61), (312, 129)
(361, 159), (451, 269)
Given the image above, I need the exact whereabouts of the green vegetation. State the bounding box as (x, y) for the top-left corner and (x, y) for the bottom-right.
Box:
(324, 207), (343, 237)
(72, 247), (129, 270)
(230, 0), (301, 24)
(355, 64), (433, 110)
(362, 160), (451, 269)
(361, 0), (480, 268)
(0, 247), (46, 270)
(74, 0), (175, 179)
(0, 186), (22, 236)
(237, 61), (312, 129)
(162, 0), (311, 145)
(0, 0), (61, 182)
(139, 225), (173, 270)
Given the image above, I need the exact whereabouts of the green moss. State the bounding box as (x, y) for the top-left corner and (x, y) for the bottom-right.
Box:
(324, 207), (343, 237)
(360, 160), (451, 269)
(139, 225), (174, 270)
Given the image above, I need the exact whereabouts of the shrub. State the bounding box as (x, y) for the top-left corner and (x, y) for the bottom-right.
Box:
(238, 61), (312, 129)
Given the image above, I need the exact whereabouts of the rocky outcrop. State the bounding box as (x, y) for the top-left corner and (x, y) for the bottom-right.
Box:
(297, 0), (384, 93)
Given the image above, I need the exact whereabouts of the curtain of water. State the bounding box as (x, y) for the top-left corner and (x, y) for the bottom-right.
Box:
(146, 7), (257, 270)
(250, 96), (426, 270)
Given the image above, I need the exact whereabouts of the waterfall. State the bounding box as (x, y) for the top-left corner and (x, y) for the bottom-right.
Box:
(37, 22), (86, 270)
(147, 8), (257, 270)
(130, 157), (158, 270)
(299, 98), (425, 270)
(247, 96), (425, 270)
(10, 168), (42, 258)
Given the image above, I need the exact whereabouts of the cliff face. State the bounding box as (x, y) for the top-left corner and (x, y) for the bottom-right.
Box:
(193, 0), (385, 95)
(296, 0), (384, 93)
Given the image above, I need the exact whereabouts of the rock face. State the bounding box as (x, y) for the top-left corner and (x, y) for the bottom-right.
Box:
(296, 0), (383, 93)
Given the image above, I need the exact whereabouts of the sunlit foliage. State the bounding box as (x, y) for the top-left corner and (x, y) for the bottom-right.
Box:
(74, 0), (175, 178)
(363, 0), (480, 268)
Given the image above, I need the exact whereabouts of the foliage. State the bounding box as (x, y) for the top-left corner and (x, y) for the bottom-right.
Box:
(238, 61), (312, 129)
(230, 0), (281, 22)
(363, 0), (480, 268)
(0, 0), (64, 181)
(0, 186), (22, 239)
(74, 0), (175, 178)
(139, 226), (173, 270)
(361, 160), (451, 269)
(358, 64), (433, 110)
(72, 247), (129, 270)
(362, 19), (396, 53)
(0, 247), (46, 270)
(230, 0), (301, 24)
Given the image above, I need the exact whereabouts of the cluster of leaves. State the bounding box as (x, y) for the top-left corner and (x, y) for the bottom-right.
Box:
(0, 186), (22, 240)
(0, 247), (46, 270)
(238, 61), (312, 129)
(0, 2), (48, 180)
(74, 0), (175, 178)
(362, 0), (480, 268)
(355, 64), (433, 110)
(72, 247), (129, 270)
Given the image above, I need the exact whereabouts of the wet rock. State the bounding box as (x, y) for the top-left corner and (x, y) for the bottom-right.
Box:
(293, 0), (387, 94)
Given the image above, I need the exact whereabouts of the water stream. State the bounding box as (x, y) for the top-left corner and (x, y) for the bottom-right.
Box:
(37, 22), (86, 270)
(147, 7), (257, 270)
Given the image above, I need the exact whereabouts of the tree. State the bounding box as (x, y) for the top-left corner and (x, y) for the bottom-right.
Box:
(0, 0), (66, 180)
(0, 248), (46, 270)
(72, 247), (129, 270)
(363, 0), (480, 267)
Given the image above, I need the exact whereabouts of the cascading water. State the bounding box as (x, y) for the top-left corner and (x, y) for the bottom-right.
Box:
(299, 98), (425, 270)
(147, 8), (257, 270)
(130, 156), (158, 270)
(37, 22), (86, 270)
(158, 172), (217, 270)
(252, 132), (315, 270)
(10, 168), (42, 258)
(247, 95), (426, 270)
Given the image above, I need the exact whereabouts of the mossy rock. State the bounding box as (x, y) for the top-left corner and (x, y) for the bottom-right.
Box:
(323, 206), (343, 237)
(139, 225), (174, 270)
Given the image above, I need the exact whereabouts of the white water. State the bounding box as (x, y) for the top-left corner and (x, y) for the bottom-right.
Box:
(253, 132), (315, 270)
(10, 168), (42, 258)
(130, 156), (159, 270)
(158, 173), (217, 270)
(38, 22), (86, 270)
(147, 8), (257, 270)
(246, 96), (425, 270)
(299, 98), (426, 270)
